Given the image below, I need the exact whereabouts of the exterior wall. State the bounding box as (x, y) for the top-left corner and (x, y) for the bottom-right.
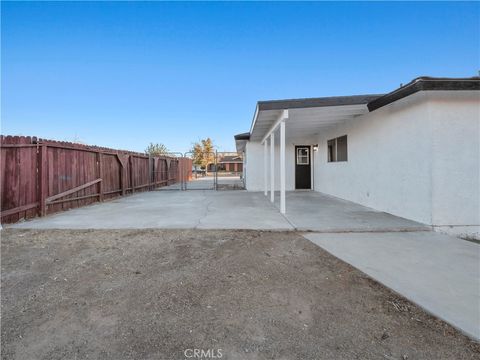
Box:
(244, 141), (265, 191)
(244, 141), (285, 191)
(429, 92), (480, 238)
(245, 136), (316, 192)
(245, 90), (479, 238)
(313, 91), (479, 237)
(314, 92), (434, 224)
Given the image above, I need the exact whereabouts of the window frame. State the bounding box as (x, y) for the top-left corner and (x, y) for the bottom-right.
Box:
(327, 135), (348, 163)
(296, 147), (310, 165)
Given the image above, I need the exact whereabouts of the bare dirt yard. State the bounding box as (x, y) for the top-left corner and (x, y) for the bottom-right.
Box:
(2, 229), (479, 360)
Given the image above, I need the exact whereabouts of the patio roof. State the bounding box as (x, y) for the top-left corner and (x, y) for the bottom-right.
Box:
(249, 94), (382, 142)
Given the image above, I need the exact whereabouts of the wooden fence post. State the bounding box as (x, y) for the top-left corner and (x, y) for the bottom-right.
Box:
(116, 154), (127, 196)
(123, 167), (127, 195)
(130, 155), (135, 193)
(148, 155), (152, 191)
(152, 157), (156, 189)
(38, 144), (48, 216)
(97, 152), (104, 201)
(121, 163), (126, 196)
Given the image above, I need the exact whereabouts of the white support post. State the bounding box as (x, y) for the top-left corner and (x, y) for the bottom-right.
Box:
(270, 133), (275, 203)
(261, 109), (289, 145)
(264, 140), (268, 196)
(280, 120), (286, 214)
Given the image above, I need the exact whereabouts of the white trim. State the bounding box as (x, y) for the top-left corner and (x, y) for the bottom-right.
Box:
(280, 120), (286, 214)
(249, 104), (260, 134)
(270, 133), (275, 203)
(296, 147), (310, 165)
(261, 109), (289, 144)
(263, 141), (268, 196)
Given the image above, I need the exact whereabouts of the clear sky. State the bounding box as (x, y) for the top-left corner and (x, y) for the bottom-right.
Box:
(2, 1), (479, 153)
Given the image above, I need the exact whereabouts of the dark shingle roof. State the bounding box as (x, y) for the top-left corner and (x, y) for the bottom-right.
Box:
(235, 76), (480, 142)
(257, 94), (383, 111)
(368, 76), (480, 111)
(234, 132), (250, 141)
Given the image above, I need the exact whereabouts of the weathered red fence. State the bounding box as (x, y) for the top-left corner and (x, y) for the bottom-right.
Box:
(0, 136), (192, 224)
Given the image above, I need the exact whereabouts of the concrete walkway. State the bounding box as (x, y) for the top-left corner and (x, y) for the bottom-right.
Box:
(304, 231), (480, 340)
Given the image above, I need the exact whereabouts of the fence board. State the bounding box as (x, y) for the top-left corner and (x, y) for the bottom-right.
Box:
(1, 136), (191, 224)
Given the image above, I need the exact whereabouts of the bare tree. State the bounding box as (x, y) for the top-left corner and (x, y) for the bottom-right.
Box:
(145, 143), (169, 157)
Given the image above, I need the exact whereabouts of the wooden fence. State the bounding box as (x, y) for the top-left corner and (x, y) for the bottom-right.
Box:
(0, 136), (192, 224)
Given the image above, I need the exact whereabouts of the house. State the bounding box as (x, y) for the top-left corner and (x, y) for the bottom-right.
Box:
(207, 153), (243, 173)
(234, 76), (480, 239)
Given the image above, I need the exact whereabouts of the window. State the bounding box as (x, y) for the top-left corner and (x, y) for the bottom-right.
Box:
(327, 135), (348, 162)
(336, 135), (347, 161)
(296, 147), (309, 165)
(327, 139), (336, 162)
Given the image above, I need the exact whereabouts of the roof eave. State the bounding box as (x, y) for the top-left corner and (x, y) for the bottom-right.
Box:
(368, 77), (480, 112)
(256, 94), (383, 111)
(234, 132), (250, 141)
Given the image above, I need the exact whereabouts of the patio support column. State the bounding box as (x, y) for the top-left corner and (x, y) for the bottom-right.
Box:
(280, 120), (286, 214)
(270, 132), (275, 203)
(264, 140), (268, 196)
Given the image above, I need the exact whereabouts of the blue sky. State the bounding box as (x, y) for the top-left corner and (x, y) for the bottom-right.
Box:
(2, 1), (479, 153)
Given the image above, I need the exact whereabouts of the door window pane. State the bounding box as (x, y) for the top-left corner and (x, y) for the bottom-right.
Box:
(297, 148), (309, 165)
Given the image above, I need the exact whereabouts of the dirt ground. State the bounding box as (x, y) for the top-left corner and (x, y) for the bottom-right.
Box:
(2, 229), (479, 360)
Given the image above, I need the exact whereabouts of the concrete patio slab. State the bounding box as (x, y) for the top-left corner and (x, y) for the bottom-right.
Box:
(9, 191), (293, 230)
(9, 190), (432, 232)
(275, 191), (430, 232)
(304, 231), (480, 340)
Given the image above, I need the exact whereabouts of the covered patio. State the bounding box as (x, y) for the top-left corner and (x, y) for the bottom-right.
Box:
(243, 95), (381, 214)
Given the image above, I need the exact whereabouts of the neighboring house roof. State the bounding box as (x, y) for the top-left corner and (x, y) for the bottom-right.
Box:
(236, 76), (480, 148)
(368, 76), (480, 111)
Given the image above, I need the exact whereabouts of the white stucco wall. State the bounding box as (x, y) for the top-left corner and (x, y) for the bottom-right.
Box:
(314, 92), (434, 225)
(244, 141), (265, 191)
(313, 90), (479, 237)
(245, 136), (316, 192)
(244, 90), (480, 238)
(429, 92), (480, 238)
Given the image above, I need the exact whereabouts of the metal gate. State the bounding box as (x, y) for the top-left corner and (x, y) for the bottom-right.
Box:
(154, 151), (244, 191)
(215, 152), (244, 190)
(182, 151), (217, 190)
